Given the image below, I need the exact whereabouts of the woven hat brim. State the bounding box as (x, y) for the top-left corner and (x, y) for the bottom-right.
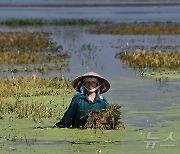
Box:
(73, 72), (110, 94)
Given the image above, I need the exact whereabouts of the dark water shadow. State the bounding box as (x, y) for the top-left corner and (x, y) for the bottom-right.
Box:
(9, 139), (121, 146)
(11, 139), (71, 146)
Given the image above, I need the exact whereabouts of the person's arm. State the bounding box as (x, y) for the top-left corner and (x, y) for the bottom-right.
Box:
(103, 97), (109, 109)
(54, 96), (78, 128)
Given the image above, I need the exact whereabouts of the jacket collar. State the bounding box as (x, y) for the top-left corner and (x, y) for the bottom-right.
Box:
(79, 93), (102, 103)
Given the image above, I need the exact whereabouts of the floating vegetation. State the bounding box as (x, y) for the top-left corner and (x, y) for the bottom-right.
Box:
(0, 75), (73, 97)
(116, 50), (180, 85)
(91, 22), (180, 35)
(0, 31), (70, 73)
(0, 31), (60, 53)
(140, 70), (180, 79)
(0, 99), (67, 122)
(0, 18), (102, 26)
(0, 51), (68, 65)
(84, 104), (124, 130)
(116, 50), (180, 70)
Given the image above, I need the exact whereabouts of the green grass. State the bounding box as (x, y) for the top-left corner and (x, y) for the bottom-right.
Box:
(0, 75), (72, 98)
(0, 75), (73, 122)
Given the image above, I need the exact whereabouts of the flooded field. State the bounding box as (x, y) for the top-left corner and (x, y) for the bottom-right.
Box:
(0, 0), (180, 154)
(1, 0), (180, 22)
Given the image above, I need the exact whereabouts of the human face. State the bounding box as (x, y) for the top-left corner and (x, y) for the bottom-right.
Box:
(84, 81), (97, 91)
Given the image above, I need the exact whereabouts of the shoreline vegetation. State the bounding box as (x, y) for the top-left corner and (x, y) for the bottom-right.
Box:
(92, 22), (180, 35)
(0, 18), (103, 26)
(1, 19), (180, 35)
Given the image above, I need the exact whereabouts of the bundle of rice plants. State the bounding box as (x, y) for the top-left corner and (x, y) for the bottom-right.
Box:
(84, 104), (124, 130)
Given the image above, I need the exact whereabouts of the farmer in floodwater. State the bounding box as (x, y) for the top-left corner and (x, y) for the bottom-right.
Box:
(54, 72), (110, 128)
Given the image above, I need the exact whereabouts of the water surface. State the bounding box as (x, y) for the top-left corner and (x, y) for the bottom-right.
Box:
(0, 0), (180, 22)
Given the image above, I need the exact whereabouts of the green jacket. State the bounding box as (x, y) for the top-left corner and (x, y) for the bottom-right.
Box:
(54, 93), (109, 128)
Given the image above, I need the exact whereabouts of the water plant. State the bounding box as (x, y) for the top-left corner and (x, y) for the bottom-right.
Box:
(91, 22), (180, 35)
(0, 75), (72, 122)
(84, 104), (124, 130)
(0, 31), (70, 73)
(0, 18), (102, 26)
(116, 50), (180, 70)
(0, 75), (73, 97)
(0, 51), (69, 65)
(0, 31), (60, 53)
(0, 99), (67, 122)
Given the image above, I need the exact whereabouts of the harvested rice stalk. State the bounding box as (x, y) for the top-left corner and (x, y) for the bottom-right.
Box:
(84, 104), (124, 130)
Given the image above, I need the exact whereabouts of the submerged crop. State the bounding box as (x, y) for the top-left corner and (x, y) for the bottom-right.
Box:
(91, 22), (180, 35)
(0, 31), (70, 73)
(0, 75), (73, 97)
(0, 75), (73, 122)
(0, 51), (69, 64)
(0, 31), (59, 53)
(116, 50), (180, 70)
(0, 99), (67, 122)
(116, 50), (180, 85)
(0, 18), (102, 26)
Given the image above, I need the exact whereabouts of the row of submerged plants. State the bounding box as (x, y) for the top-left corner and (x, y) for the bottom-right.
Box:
(91, 22), (180, 35)
(0, 31), (59, 53)
(0, 99), (67, 122)
(0, 18), (103, 27)
(0, 74), (124, 130)
(0, 75), (73, 122)
(116, 50), (180, 70)
(0, 75), (73, 98)
(0, 31), (70, 73)
(0, 51), (69, 64)
(116, 50), (180, 84)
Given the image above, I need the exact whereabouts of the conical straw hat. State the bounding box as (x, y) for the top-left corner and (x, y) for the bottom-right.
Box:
(73, 72), (110, 94)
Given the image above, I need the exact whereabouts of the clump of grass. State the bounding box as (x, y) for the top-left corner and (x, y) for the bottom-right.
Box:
(3, 62), (70, 74)
(0, 31), (59, 53)
(0, 51), (69, 64)
(0, 18), (102, 26)
(0, 18), (45, 26)
(0, 99), (67, 122)
(91, 22), (180, 35)
(0, 31), (70, 73)
(116, 50), (180, 70)
(84, 104), (124, 130)
(51, 18), (101, 26)
(0, 75), (73, 97)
